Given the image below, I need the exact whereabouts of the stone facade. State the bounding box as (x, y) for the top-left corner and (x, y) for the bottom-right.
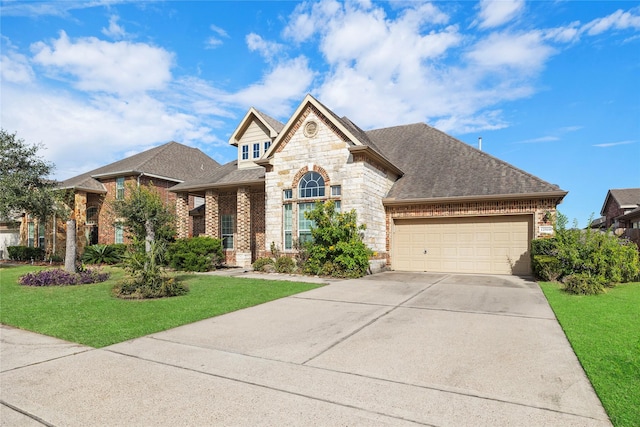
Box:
(264, 108), (396, 256)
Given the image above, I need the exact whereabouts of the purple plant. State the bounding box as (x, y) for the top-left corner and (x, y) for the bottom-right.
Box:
(19, 268), (110, 286)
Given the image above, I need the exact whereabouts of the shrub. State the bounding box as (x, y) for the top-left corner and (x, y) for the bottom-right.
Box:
(563, 273), (608, 295)
(253, 257), (275, 272)
(530, 213), (640, 287)
(532, 255), (562, 281)
(301, 201), (372, 278)
(19, 268), (110, 286)
(82, 244), (124, 264)
(166, 236), (224, 272)
(7, 246), (44, 262)
(113, 242), (187, 299)
(275, 256), (296, 274)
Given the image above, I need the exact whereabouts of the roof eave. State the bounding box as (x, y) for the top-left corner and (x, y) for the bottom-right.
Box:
(382, 191), (568, 206)
(170, 179), (265, 193)
(57, 185), (107, 194)
(348, 146), (403, 177)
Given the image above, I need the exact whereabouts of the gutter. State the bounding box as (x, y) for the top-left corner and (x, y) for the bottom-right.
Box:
(382, 190), (568, 206)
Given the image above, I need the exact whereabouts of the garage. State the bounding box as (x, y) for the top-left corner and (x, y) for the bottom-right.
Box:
(392, 215), (532, 275)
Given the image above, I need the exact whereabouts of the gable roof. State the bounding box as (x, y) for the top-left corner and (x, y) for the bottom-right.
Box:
(367, 123), (566, 202)
(228, 107), (285, 146)
(60, 141), (220, 193)
(600, 188), (640, 215)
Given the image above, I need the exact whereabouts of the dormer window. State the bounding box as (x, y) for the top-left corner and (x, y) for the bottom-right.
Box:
(253, 143), (260, 159)
(241, 145), (249, 160)
(264, 141), (271, 151)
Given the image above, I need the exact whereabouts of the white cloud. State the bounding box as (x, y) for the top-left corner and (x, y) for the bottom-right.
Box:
(246, 33), (284, 62)
(0, 51), (35, 84)
(101, 14), (126, 39)
(205, 24), (230, 49)
(593, 140), (635, 148)
(31, 31), (174, 94)
(476, 0), (525, 29)
(465, 31), (555, 73)
(225, 57), (314, 117)
(583, 9), (640, 36)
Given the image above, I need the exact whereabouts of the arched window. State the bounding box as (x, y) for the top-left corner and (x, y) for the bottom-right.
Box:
(298, 171), (325, 198)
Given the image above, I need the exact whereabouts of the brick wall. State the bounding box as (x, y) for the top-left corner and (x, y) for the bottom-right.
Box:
(384, 198), (559, 262)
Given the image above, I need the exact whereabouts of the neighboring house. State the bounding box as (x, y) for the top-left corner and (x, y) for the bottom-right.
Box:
(593, 188), (640, 247)
(0, 216), (21, 260)
(170, 95), (567, 275)
(597, 188), (640, 230)
(20, 142), (219, 258)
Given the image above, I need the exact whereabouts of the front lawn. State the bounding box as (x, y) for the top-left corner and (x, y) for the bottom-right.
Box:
(540, 281), (640, 427)
(0, 265), (321, 348)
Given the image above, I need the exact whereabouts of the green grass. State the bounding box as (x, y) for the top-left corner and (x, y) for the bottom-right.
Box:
(540, 281), (640, 427)
(0, 265), (321, 348)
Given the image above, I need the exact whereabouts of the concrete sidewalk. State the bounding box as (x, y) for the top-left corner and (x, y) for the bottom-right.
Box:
(1, 272), (611, 426)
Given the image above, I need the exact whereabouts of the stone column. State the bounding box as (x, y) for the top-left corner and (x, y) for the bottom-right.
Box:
(176, 192), (189, 239)
(205, 189), (219, 238)
(236, 187), (252, 267)
(74, 191), (87, 255)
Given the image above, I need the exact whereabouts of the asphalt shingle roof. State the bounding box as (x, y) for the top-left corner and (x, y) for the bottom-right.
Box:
(609, 188), (640, 207)
(365, 123), (564, 200)
(60, 142), (220, 192)
(170, 160), (265, 191)
(254, 109), (285, 133)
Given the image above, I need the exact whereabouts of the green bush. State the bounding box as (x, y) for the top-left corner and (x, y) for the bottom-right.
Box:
(301, 201), (372, 278)
(82, 244), (124, 264)
(563, 273), (608, 295)
(532, 255), (562, 281)
(7, 246), (44, 261)
(166, 236), (223, 272)
(275, 256), (296, 274)
(253, 257), (275, 272)
(531, 213), (640, 293)
(114, 241), (188, 299)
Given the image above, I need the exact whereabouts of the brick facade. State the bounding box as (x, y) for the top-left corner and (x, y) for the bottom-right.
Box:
(384, 198), (558, 263)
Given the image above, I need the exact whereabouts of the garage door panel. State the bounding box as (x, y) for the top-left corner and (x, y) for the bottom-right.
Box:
(393, 216), (532, 275)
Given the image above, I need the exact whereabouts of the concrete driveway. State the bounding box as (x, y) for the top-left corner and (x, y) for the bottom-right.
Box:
(1, 272), (611, 426)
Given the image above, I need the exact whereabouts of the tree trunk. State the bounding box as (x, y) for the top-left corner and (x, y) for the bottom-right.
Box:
(145, 219), (155, 254)
(65, 219), (77, 273)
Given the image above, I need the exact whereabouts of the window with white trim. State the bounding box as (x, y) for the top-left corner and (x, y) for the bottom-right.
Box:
(298, 202), (315, 244)
(115, 222), (124, 244)
(241, 145), (249, 160)
(299, 171), (325, 198)
(116, 177), (125, 200)
(38, 223), (45, 248)
(331, 185), (341, 197)
(283, 204), (293, 250)
(253, 143), (260, 159)
(221, 214), (235, 249)
(283, 189), (292, 200)
(27, 222), (34, 247)
(264, 141), (271, 152)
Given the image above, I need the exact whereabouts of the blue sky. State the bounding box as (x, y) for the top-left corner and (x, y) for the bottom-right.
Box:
(1, 0), (639, 226)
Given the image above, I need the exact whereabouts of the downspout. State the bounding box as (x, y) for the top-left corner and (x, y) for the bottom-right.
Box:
(137, 172), (144, 187)
(52, 211), (56, 259)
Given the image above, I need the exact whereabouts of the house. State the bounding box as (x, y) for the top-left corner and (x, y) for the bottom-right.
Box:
(170, 95), (567, 275)
(20, 142), (220, 258)
(597, 188), (640, 230)
(593, 188), (640, 247)
(0, 215), (21, 260)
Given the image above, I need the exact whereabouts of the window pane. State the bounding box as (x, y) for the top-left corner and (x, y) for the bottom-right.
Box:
(38, 223), (45, 248)
(221, 214), (235, 249)
(242, 145), (249, 160)
(331, 185), (341, 196)
(283, 204), (292, 249)
(86, 207), (98, 224)
(28, 222), (34, 247)
(283, 189), (292, 200)
(298, 172), (325, 199)
(253, 143), (260, 158)
(264, 141), (271, 151)
(298, 203), (315, 243)
(115, 223), (124, 244)
(116, 177), (125, 200)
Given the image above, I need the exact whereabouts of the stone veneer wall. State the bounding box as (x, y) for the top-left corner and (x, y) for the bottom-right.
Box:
(384, 198), (559, 263)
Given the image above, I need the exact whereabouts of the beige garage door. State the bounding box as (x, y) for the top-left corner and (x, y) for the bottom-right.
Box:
(392, 216), (532, 275)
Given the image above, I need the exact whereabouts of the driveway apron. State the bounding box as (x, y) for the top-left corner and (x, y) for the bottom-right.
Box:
(1, 272), (611, 426)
